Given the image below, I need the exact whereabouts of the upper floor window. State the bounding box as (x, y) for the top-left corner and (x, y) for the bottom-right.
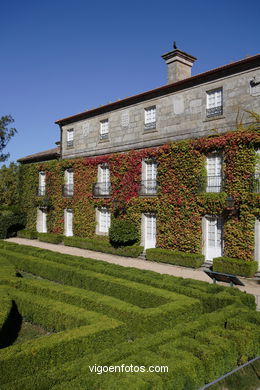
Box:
(252, 149), (260, 193)
(139, 160), (157, 196)
(100, 119), (109, 140)
(144, 106), (156, 130)
(206, 89), (223, 118)
(206, 154), (223, 192)
(66, 129), (74, 147)
(96, 207), (111, 234)
(38, 171), (46, 196)
(63, 168), (74, 197)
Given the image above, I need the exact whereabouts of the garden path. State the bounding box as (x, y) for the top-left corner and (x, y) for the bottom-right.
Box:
(5, 237), (260, 309)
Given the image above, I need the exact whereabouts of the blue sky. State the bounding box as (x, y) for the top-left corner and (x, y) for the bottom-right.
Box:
(1, 0), (259, 166)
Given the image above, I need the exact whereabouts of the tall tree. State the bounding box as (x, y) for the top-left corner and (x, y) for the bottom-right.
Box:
(0, 115), (17, 162)
(0, 162), (20, 208)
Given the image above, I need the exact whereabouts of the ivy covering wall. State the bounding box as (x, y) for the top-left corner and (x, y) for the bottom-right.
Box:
(20, 128), (260, 261)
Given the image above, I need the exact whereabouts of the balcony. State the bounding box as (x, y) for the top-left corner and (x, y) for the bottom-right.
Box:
(144, 121), (156, 131)
(138, 180), (157, 196)
(66, 140), (74, 148)
(62, 184), (74, 197)
(206, 106), (223, 118)
(250, 174), (260, 193)
(37, 186), (46, 196)
(100, 132), (109, 141)
(92, 182), (112, 198)
(198, 175), (224, 193)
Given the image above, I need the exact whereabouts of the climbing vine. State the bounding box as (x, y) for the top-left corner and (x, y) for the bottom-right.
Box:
(20, 128), (260, 261)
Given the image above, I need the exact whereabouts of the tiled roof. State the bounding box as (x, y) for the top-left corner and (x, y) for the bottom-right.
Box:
(18, 147), (60, 164)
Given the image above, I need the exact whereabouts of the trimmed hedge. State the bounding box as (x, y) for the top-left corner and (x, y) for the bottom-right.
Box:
(213, 256), (258, 278)
(146, 248), (205, 268)
(38, 233), (63, 244)
(0, 241), (255, 312)
(109, 219), (139, 247)
(17, 230), (38, 239)
(0, 211), (25, 239)
(64, 236), (143, 258)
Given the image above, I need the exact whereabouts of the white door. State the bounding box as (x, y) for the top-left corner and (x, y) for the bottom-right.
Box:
(65, 209), (73, 236)
(145, 162), (157, 194)
(143, 213), (156, 249)
(37, 208), (47, 233)
(99, 208), (111, 233)
(206, 155), (222, 192)
(255, 217), (260, 271)
(100, 166), (110, 194)
(205, 216), (223, 261)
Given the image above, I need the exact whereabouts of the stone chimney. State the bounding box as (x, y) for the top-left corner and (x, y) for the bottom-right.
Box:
(161, 44), (197, 84)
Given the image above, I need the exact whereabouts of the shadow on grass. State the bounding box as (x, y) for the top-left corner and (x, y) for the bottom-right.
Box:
(0, 301), (22, 349)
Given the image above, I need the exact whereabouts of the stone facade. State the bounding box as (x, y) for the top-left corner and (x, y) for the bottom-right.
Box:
(57, 52), (260, 161)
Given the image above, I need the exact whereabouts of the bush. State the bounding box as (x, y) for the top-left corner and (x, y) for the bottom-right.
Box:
(109, 219), (139, 247)
(38, 233), (63, 244)
(17, 230), (38, 239)
(64, 236), (143, 258)
(213, 256), (258, 278)
(0, 210), (26, 239)
(146, 248), (205, 268)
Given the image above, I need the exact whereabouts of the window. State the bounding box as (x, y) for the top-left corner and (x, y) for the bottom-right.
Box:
(38, 171), (46, 196)
(64, 209), (73, 236)
(202, 216), (223, 261)
(97, 207), (111, 234)
(139, 160), (157, 195)
(144, 106), (156, 130)
(37, 208), (47, 233)
(100, 119), (109, 140)
(66, 129), (74, 147)
(63, 169), (74, 197)
(93, 164), (111, 197)
(142, 213), (156, 249)
(254, 149), (260, 193)
(206, 154), (222, 192)
(206, 89), (223, 118)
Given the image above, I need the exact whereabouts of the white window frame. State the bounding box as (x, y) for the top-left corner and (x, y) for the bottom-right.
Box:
(100, 119), (109, 140)
(206, 88), (223, 117)
(254, 216), (260, 271)
(98, 164), (110, 195)
(144, 106), (156, 130)
(206, 154), (222, 192)
(66, 129), (74, 147)
(64, 169), (74, 196)
(64, 208), (73, 237)
(37, 208), (47, 233)
(202, 215), (223, 261)
(38, 171), (46, 196)
(142, 213), (156, 250)
(141, 160), (157, 195)
(96, 207), (111, 235)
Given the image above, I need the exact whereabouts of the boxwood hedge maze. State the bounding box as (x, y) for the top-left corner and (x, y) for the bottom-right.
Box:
(0, 241), (259, 389)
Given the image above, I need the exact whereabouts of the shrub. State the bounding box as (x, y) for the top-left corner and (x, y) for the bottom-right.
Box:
(109, 219), (139, 247)
(38, 233), (63, 244)
(64, 236), (143, 258)
(146, 248), (204, 268)
(0, 210), (26, 239)
(213, 256), (258, 278)
(17, 229), (38, 239)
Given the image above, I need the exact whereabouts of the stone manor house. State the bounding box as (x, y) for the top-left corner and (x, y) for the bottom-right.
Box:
(18, 45), (260, 267)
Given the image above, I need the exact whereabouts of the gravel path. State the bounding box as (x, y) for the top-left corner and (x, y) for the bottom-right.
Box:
(5, 237), (260, 308)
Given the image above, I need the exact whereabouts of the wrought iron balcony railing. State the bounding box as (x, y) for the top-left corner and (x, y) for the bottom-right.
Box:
(198, 175), (224, 193)
(92, 182), (112, 197)
(206, 106), (223, 118)
(37, 186), (46, 196)
(62, 184), (74, 197)
(138, 180), (157, 196)
(144, 121), (156, 131)
(100, 132), (109, 140)
(250, 173), (260, 193)
(67, 140), (74, 148)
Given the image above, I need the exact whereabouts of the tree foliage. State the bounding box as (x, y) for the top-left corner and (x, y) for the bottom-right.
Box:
(0, 163), (20, 208)
(0, 115), (17, 162)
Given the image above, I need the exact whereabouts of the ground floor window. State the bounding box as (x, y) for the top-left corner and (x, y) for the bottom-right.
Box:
(96, 207), (111, 235)
(142, 213), (156, 250)
(64, 209), (73, 237)
(36, 208), (47, 233)
(255, 216), (260, 271)
(202, 215), (223, 261)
